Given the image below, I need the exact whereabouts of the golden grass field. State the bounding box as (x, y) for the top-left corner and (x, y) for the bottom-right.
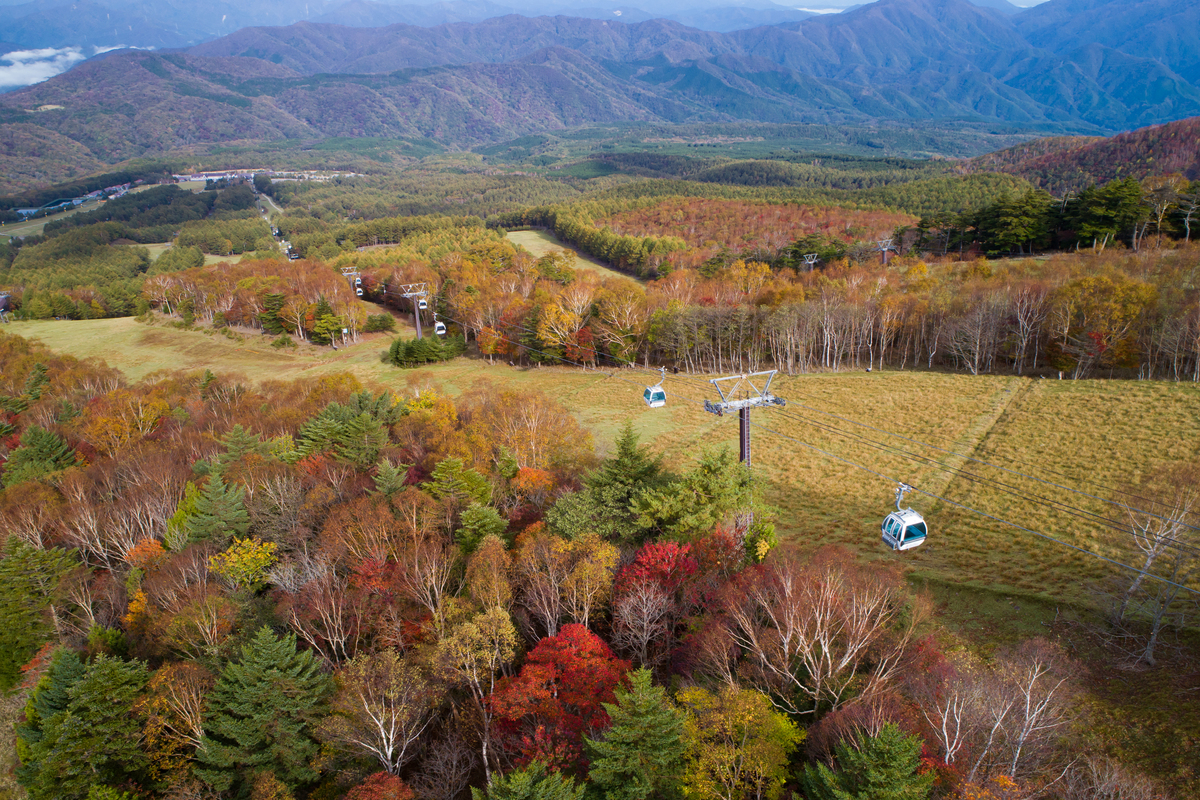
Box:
(506, 229), (639, 283)
(12, 316), (1200, 613)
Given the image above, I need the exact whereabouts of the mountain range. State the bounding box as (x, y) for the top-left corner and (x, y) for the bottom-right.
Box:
(0, 0), (1198, 189)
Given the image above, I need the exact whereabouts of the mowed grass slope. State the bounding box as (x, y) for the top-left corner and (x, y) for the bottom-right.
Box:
(15, 317), (1200, 607)
(506, 229), (640, 283)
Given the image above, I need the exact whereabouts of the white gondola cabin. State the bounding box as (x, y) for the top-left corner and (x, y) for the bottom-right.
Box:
(643, 368), (667, 408)
(434, 321), (447, 336)
(882, 507), (927, 551)
(356, 287), (364, 297)
(882, 483), (927, 551)
(418, 298), (428, 310)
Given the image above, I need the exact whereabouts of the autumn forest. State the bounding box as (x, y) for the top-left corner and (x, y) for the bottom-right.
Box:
(1, 133), (1199, 800)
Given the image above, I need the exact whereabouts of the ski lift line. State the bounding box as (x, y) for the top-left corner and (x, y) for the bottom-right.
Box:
(746, 417), (1200, 600)
(784, 384), (1200, 520)
(418, 310), (1200, 590)
(390, 295), (1199, 546)
(765, 405), (1200, 558)
(781, 391), (1200, 532)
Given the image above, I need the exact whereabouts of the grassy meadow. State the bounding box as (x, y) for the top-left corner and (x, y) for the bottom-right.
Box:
(14, 316), (1200, 612)
(506, 229), (639, 283)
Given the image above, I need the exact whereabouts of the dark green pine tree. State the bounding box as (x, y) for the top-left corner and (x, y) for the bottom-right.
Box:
(259, 292), (287, 334)
(185, 474), (250, 544)
(472, 760), (585, 800)
(25, 655), (149, 800)
(800, 723), (934, 800)
(372, 458), (412, 497)
(547, 422), (668, 544)
(217, 424), (266, 472)
(586, 668), (685, 800)
(196, 626), (333, 797)
(0, 540), (77, 691)
(16, 647), (85, 787)
(337, 412), (388, 469)
(2, 425), (77, 487)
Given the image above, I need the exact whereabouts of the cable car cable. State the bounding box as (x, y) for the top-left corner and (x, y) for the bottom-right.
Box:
(745, 415), (1200, 600)
(392, 308), (1200, 591)
(764, 405), (1200, 557)
(782, 390), (1200, 530)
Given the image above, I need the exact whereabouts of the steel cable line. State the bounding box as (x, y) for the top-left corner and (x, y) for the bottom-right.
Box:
(784, 387), (1200, 529)
(381, 280), (1186, 524)
(390, 304), (1200, 593)
(764, 404), (1200, 558)
(744, 415), (1200, 599)
(381, 291), (1200, 556)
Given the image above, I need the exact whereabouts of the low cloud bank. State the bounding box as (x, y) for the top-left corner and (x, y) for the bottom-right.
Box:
(0, 45), (149, 91)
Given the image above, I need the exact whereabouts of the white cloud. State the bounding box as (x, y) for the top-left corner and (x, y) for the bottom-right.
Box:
(0, 44), (152, 90)
(0, 47), (86, 89)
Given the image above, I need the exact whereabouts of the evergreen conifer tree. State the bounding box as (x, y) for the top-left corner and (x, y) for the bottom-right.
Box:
(0, 540), (77, 690)
(547, 423), (668, 543)
(2, 426), (76, 487)
(586, 668), (685, 800)
(456, 504), (510, 554)
(339, 413), (388, 469)
(185, 475), (250, 544)
(196, 627), (333, 796)
(24, 655), (149, 800)
(16, 648), (85, 785)
(218, 424), (266, 471)
(800, 723), (933, 800)
(471, 760), (584, 800)
(373, 459), (412, 497)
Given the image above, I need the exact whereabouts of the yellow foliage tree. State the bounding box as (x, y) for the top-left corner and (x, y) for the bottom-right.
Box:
(677, 686), (803, 800)
(208, 538), (278, 592)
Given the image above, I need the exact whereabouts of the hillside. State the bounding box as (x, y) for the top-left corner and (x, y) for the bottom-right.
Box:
(0, 0), (1198, 190)
(969, 115), (1200, 192)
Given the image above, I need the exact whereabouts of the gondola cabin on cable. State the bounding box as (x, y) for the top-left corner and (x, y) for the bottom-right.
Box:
(643, 368), (667, 408)
(418, 298), (428, 310)
(434, 320), (447, 336)
(882, 483), (927, 551)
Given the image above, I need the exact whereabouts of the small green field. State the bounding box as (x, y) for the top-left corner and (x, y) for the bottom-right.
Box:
(16, 316), (1200, 612)
(506, 229), (640, 283)
(0, 198), (102, 240)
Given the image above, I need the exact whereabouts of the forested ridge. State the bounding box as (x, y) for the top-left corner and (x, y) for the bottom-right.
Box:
(0, 330), (1185, 800)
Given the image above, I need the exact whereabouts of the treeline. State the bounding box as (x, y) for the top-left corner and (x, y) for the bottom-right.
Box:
(42, 185), (228, 241)
(275, 212), (485, 261)
(922, 177), (1200, 256)
(143, 258), (366, 343)
(1, 184), (269, 319)
(271, 168), (592, 223)
(344, 221), (1200, 381)
(0, 164), (177, 221)
(0, 332), (1168, 800)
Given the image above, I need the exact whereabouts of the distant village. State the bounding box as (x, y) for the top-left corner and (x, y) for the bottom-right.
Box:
(10, 169), (359, 221)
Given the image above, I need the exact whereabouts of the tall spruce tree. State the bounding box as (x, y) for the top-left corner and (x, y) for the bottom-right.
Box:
(2, 425), (76, 487)
(16, 648), (85, 786)
(196, 627), (333, 797)
(547, 422), (667, 544)
(0, 540), (77, 690)
(800, 723), (934, 800)
(22, 655), (149, 800)
(586, 668), (685, 800)
(472, 760), (585, 800)
(185, 475), (250, 544)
